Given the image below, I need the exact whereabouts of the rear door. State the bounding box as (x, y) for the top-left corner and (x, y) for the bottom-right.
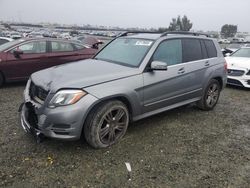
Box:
(142, 38), (208, 113)
(4, 40), (48, 80)
(46, 41), (92, 67)
(180, 38), (210, 96)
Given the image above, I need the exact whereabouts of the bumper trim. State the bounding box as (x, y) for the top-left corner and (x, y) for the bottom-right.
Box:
(19, 103), (44, 143)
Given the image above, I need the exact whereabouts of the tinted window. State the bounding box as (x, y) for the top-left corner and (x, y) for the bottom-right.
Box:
(51, 41), (74, 52)
(153, 39), (182, 66)
(204, 40), (217, 58)
(200, 40), (208, 59)
(14, 41), (46, 54)
(182, 39), (202, 62)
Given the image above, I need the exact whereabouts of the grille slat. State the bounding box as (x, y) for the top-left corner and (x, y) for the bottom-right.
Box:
(29, 82), (49, 103)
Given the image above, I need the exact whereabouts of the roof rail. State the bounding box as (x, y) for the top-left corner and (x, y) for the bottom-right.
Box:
(117, 31), (161, 37)
(160, 31), (210, 37)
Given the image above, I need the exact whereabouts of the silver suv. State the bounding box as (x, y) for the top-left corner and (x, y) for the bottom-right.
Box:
(19, 31), (227, 148)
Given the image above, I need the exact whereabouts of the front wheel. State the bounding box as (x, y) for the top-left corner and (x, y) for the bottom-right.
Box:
(84, 100), (129, 148)
(197, 79), (221, 111)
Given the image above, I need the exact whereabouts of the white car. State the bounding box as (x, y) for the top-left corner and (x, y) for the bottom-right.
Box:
(226, 47), (250, 88)
(0, 37), (13, 45)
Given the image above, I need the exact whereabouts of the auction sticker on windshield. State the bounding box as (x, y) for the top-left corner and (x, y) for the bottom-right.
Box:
(135, 40), (152, 46)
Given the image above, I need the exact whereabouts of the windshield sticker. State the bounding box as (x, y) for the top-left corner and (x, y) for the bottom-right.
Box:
(135, 40), (152, 46)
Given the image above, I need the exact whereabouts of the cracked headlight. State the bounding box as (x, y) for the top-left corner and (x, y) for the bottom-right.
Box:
(48, 90), (87, 108)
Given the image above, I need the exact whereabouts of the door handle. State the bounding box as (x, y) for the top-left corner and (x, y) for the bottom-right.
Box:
(178, 67), (185, 74)
(205, 61), (210, 66)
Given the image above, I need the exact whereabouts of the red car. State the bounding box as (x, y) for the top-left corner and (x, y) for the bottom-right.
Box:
(0, 38), (100, 86)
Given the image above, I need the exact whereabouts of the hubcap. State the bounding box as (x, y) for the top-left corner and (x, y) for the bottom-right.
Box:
(206, 83), (219, 107)
(98, 107), (128, 145)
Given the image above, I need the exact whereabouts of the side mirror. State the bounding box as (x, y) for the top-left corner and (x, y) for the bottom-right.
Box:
(225, 53), (231, 57)
(150, 61), (168, 71)
(13, 50), (23, 58)
(92, 41), (104, 49)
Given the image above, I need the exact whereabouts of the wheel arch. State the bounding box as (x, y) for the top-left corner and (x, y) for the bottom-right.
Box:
(80, 94), (134, 139)
(212, 76), (223, 90)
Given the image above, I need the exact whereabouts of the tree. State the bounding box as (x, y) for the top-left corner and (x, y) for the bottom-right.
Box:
(221, 24), (237, 38)
(157, 27), (169, 33)
(168, 15), (193, 31)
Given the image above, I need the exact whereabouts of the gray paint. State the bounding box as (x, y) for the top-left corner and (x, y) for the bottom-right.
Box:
(20, 33), (227, 141)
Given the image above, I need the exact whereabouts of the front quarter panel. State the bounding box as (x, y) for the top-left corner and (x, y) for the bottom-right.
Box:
(83, 74), (144, 118)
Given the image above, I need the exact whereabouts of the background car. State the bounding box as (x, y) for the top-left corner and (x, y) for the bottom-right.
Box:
(0, 37), (13, 46)
(0, 38), (100, 86)
(226, 47), (250, 88)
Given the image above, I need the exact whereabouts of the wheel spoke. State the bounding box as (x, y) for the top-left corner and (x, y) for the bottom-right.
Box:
(100, 126), (110, 139)
(108, 130), (115, 143)
(206, 96), (212, 105)
(115, 122), (126, 131)
(105, 111), (113, 122)
(211, 84), (217, 92)
(115, 109), (125, 121)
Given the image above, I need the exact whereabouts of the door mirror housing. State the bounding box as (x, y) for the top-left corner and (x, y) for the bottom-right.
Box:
(13, 50), (23, 58)
(150, 61), (168, 71)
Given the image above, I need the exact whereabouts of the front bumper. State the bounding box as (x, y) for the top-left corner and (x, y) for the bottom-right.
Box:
(227, 75), (250, 88)
(19, 91), (99, 141)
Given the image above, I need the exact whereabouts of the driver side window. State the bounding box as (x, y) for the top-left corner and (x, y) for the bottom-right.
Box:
(152, 39), (182, 66)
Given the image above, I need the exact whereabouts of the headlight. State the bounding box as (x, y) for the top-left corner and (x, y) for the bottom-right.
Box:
(48, 90), (87, 108)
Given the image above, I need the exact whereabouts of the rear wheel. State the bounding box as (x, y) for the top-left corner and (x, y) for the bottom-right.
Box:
(84, 100), (129, 148)
(0, 72), (4, 87)
(197, 79), (221, 111)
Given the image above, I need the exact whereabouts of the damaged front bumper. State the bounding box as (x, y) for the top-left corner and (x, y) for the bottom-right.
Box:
(19, 102), (44, 143)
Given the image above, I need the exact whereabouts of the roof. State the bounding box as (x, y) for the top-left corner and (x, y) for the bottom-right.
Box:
(121, 32), (212, 40)
(123, 33), (162, 40)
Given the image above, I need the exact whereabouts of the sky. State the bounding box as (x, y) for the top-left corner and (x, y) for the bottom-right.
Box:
(0, 0), (250, 32)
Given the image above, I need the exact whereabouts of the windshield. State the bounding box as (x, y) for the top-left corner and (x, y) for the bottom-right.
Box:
(95, 38), (153, 67)
(0, 39), (24, 51)
(231, 48), (250, 58)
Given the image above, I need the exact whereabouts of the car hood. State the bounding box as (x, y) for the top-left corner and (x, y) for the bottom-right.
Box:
(226, 57), (250, 69)
(31, 59), (140, 93)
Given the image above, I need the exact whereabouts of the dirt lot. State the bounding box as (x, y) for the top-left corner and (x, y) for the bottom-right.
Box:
(0, 83), (249, 188)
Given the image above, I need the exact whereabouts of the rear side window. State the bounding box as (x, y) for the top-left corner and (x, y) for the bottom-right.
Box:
(200, 40), (208, 59)
(204, 40), (217, 58)
(182, 39), (202, 62)
(74, 44), (85, 50)
(51, 41), (74, 52)
(153, 39), (182, 66)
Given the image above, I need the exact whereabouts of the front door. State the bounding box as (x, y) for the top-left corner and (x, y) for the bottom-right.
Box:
(5, 40), (48, 80)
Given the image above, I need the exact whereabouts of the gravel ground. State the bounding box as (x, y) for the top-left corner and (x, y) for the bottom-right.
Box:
(0, 83), (249, 188)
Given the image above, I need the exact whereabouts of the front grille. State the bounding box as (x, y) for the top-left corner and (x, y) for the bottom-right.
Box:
(227, 78), (244, 87)
(26, 102), (38, 129)
(247, 80), (250, 85)
(227, 69), (245, 76)
(29, 82), (49, 103)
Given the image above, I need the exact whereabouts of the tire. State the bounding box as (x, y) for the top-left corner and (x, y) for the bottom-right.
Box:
(0, 72), (4, 88)
(84, 100), (129, 148)
(197, 79), (221, 111)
